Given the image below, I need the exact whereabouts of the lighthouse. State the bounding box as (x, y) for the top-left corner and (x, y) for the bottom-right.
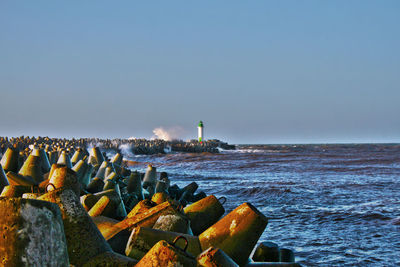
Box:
(198, 121), (204, 142)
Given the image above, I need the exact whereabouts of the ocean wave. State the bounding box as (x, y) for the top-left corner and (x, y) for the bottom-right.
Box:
(223, 186), (291, 197)
(390, 217), (400, 225)
(230, 149), (268, 153)
(312, 210), (393, 223)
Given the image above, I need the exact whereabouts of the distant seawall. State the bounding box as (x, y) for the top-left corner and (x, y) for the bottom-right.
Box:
(0, 136), (235, 155)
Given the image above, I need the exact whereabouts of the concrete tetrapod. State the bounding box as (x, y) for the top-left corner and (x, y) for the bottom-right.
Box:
(105, 170), (118, 182)
(127, 199), (156, 218)
(102, 200), (182, 241)
(199, 202), (268, 266)
(155, 180), (169, 194)
(80, 193), (100, 211)
(0, 197), (69, 266)
(156, 173), (170, 195)
(31, 147), (51, 173)
(142, 164), (157, 195)
(120, 166), (131, 177)
(81, 189), (126, 218)
(37, 188), (137, 266)
(94, 189), (127, 219)
(135, 236), (197, 267)
(126, 171), (144, 201)
(152, 213), (192, 234)
(166, 184), (180, 199)
(103, 173), (120, 191)
(95, 161), (109, 180)
(125, 227), (202, 261)
(46, 164), (81, 196)
(72, 158), (91, 188)
(192, 191), (207, 202)
(0, 146), (19, 173)
(47, 151), (58, 165)
(124, 193), (139, 212)
(182, 181), (198, 195)
(184, 195), (226, 235)
(88, 147), (104, 166)
(92, 215), (120, 234)
(56, 151), (73, 168)
(5, 172), (36, 186)
(179, 181), (199, 206)
(92, 216), (130, 255)
(159, 171), (170, 185)
(71, 148), (85, 165)
(47, 163), (59, 180)
(151, 191), (171, 205)
(197, 246), (239, 267)
(1, 185), (34, 197)
(252, 242), (280, 262)
(86, 177), (105, 193)
(111, 152), (123, 167)
(279, 248), (295, 263)
(88, 195), (117, 218)
(104, 166), (116, 180)
(0, 164), (10, 192)
(18, 154), (43, 184)
(106, 168), (118, 181)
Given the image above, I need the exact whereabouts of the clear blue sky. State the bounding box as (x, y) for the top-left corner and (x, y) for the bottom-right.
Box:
(1, 1), (399, 144)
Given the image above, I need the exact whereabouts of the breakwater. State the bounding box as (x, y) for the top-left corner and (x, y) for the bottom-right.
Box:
(0, 139), (300, 266)
(0, 136), (235, 155)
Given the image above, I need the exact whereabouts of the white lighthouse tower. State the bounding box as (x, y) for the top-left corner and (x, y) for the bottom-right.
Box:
(198, 121), (204, 142)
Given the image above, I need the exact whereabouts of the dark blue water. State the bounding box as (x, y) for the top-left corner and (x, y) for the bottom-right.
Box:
(123, 144), (400, 266)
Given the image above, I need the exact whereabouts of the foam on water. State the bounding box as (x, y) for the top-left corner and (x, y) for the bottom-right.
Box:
(124, 144), (400, 266)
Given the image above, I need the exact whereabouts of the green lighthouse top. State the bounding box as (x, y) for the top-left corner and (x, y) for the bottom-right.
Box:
(198, 121), (204, 127)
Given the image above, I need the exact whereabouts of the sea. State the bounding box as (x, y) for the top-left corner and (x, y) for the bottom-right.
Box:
(122, 144), (400, 266)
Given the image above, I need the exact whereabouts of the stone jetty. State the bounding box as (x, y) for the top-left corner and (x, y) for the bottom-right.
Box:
(0, 136), (235, 156)
(0, 137), (300, 266)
